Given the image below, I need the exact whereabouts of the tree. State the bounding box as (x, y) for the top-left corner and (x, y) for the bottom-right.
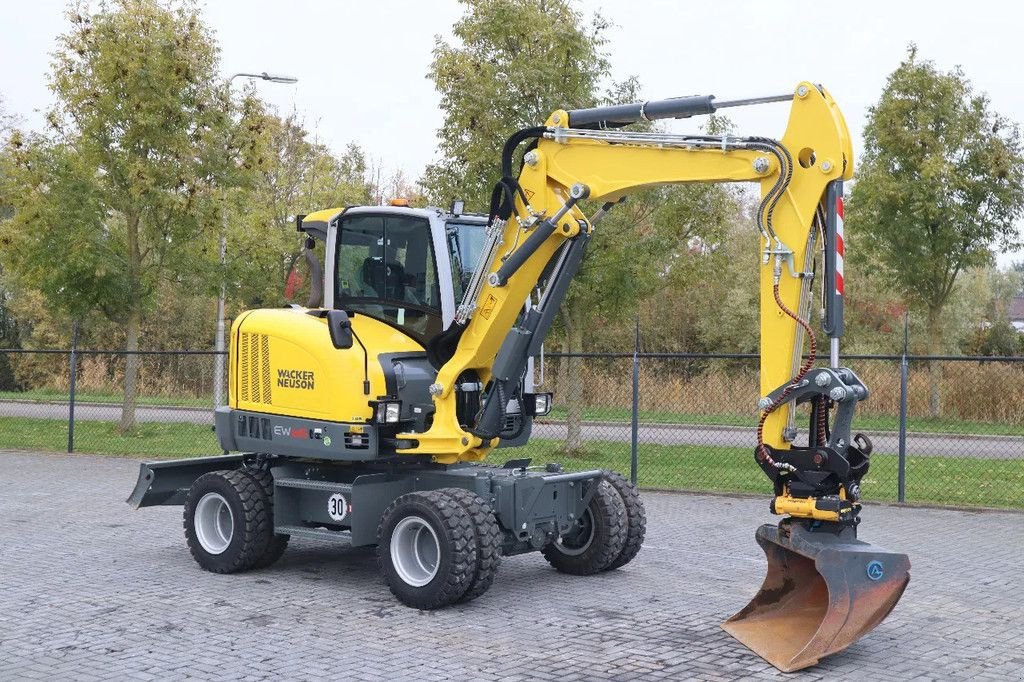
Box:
(423, 0), (610, 210)
(0, 1), (231, 430)
(228, 103), (373, 310)
(849, 46), (1024, 415)
(1012, 261), (1024, 296)
(423, 1), (741, 454)
(423, 0), (609, 455)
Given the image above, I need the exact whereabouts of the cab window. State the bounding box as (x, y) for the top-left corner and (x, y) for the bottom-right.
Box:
(335, 214), (442, 342)
(447, 221), (486, 301)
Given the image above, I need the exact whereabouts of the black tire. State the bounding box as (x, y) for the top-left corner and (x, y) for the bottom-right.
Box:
(239, 466), (290, 568)
(602, 470), (646, 570)
(183, 470), (270, 574)
(541, 479), (627, 575)
(376, 490), (478, 609)
(439, 488), (502, 603)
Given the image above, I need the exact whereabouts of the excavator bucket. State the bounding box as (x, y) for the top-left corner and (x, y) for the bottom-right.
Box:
(722, 521), (910, 673)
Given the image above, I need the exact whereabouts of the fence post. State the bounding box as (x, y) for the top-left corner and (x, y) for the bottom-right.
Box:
(67, 321), (80, 454)
(630, 318), (640, 485)
(897, 313), (908, 503)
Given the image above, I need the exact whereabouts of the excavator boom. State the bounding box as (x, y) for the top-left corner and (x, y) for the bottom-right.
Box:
(403, 82), (909, 671)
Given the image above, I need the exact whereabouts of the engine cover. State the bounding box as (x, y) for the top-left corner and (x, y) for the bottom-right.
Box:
(229, 308), (422, 423)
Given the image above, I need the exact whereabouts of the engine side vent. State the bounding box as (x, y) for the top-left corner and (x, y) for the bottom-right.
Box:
(239, 332), (272, 405)
(260, 334), (272, 404)
(239, 333), (251, 403)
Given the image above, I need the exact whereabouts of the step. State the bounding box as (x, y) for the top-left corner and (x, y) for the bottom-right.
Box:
(276, 525), (353, 545)
(274, 478), (353, 493)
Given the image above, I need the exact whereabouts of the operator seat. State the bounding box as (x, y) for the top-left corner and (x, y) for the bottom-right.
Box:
(361, 257), (407, 300)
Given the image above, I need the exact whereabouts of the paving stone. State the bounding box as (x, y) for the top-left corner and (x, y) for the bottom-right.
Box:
(0, 449), (1020, 681)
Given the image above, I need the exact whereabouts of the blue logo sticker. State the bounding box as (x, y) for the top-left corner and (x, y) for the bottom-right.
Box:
(866, 560), (884, 581)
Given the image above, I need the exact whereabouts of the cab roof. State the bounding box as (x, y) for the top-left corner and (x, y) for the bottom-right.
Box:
(297, 205), (487, 239)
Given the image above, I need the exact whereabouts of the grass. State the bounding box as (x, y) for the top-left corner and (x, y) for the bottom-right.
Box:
(545, 406), (1023, 437)
(0, 416), (218, 458)
(2, 389), (1018, 436)
(0, 388), (208, 408)
(505, 440), (1024, 509)
(1, 416), (1019, 509)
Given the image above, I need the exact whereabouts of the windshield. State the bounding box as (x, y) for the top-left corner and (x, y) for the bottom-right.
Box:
(447, 221), (486, 301)
(335, 213), (442, 343)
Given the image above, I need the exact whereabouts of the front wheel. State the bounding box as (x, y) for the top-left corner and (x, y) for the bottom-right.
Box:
(541, 479), (627, 575)
(377, 490), (478, 609)
(183, 470), (270, 574)
(239, 465), (290, 568)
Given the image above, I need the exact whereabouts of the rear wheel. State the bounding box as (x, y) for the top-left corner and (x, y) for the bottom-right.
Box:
(183, 470), (269, 574)
(541, 479), (627, 575)
(377, 490), (478, 609)
(240, 465), (290, 568)
(602, 470), (646, 570)
(439, 488), (502, 603)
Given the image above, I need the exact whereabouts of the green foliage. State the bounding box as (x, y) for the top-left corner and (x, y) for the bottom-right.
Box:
(226, 103), (373, 309)
(1012, 260), (1024, 294)
(0, 2), (376, 409)
(849, 46), (1024, 322)
(959, 267), (1024, 356)
(2, 0), (230, 324)
(0, 0), (234, 428)
(964, 318), (1022, 356)
(423, 0), (610, 209)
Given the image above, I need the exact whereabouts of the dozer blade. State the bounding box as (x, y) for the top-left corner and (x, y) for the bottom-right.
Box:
(722, 521), (910, 673)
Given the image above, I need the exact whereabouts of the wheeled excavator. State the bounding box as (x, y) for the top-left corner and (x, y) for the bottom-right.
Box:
(128, 82), (910, 672)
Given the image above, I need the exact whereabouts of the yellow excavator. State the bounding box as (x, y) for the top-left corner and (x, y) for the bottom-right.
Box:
(129, 82), (910, 672)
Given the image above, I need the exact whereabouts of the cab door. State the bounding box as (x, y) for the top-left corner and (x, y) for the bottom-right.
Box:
(330, 211), (446, 344)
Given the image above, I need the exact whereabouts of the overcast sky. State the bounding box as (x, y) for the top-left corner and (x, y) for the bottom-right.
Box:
(2, 0), (1021, 265)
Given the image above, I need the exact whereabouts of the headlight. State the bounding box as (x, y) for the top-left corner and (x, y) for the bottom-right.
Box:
(524, 392), (553, 417)
(374, 400), (402, 424)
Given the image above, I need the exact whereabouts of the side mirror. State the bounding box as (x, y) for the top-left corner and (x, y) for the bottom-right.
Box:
(326, 310), (353, 349)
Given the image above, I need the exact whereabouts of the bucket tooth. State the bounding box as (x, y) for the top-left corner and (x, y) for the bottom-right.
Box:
(722, 521), (910, 673)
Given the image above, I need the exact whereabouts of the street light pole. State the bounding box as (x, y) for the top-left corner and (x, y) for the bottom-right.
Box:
(214, 71), (299, 409)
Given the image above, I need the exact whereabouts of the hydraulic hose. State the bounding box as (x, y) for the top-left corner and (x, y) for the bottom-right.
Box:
(816, 395), (829, 446)
(490, 126), (547, 222)
(756, 283), (817, 470)
(745, 137), (793, 245)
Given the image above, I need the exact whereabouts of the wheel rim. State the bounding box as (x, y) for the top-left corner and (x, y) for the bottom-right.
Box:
(556, 508), (595, 556)
(194, 492), (234, 555)
(391, 516), (441, 587)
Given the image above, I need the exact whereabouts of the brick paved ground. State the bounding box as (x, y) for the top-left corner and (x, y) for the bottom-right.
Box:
(1, 449), (1021, 681)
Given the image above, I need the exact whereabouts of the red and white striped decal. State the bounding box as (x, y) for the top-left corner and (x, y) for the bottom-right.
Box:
(835, 196), (845, 296)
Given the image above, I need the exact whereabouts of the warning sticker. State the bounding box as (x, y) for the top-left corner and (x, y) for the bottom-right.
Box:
(480, 294), (498, 319)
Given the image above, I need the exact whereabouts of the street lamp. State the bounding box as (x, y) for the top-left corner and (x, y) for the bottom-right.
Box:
(214, 71), (299, 409)
(231, 71), (299, 84)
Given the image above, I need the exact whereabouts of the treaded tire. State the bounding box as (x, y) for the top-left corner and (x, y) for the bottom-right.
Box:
(239, 466), (290, 568)
(439, 488), (502, 603)
(377, 490), (478, 609)
(602, 470), (646, 570)
(183, 470), (269, 574)
(541, 479), (627, 575)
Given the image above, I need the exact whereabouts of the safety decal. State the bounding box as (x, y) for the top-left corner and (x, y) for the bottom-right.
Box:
(327, 493), (348, 522)
(835, 196), (845, 296)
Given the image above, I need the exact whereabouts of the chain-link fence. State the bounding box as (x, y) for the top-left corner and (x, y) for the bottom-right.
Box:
(0, 347), (1020, 509)
(523, 352), (1023, 509)
(0, 348), (224, 458)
